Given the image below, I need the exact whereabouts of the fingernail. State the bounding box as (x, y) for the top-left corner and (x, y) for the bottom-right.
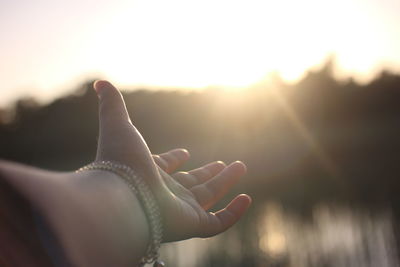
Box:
(231, 161), (247, 172)
(216, 161), (227, 166)
(93, 80), (105, 97)
(238, 194), (252, 208)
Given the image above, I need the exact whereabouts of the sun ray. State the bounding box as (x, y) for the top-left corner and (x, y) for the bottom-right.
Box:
(267, 86), (340, 179)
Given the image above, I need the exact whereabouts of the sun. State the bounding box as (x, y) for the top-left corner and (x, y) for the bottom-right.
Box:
(84, 0), (325, 89)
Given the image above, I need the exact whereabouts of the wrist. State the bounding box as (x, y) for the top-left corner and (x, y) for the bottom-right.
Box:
(77, 161), (163, 265)
(46, 170), (150, 266)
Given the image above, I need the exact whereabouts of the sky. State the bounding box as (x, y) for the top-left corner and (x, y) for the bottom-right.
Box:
(1, 0), (400, 107)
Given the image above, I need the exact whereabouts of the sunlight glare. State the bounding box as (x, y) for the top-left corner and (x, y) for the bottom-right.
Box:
(85, 0), (394, 89)
(258, 203), (287, 258)
(2, 0), (399, 105)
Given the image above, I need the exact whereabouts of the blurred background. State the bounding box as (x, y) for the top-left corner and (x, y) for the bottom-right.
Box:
(1, 0), (400, 266)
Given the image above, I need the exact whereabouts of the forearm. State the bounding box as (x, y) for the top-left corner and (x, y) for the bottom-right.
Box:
(0, 160), (150, 266)
(0, 164), (55, 267)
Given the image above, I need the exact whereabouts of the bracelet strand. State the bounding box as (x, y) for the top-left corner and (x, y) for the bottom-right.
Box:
(77, 161), (164, 266)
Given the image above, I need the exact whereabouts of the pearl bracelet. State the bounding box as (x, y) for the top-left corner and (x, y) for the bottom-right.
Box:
(77, 161), (164, 266)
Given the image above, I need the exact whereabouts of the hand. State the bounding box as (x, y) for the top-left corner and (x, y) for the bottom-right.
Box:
(94, 80), (251, 242)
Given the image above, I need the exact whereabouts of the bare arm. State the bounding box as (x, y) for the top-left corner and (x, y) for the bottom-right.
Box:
(0, 160), (149, 266)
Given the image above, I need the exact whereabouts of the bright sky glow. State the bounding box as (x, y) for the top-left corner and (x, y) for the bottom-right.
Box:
(1, 0), (399, 107)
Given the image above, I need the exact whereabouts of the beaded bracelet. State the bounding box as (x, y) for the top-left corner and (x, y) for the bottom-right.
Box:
(77, 161), (164, 267)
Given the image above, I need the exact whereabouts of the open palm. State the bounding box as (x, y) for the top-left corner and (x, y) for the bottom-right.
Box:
(94, 80), (251, 242)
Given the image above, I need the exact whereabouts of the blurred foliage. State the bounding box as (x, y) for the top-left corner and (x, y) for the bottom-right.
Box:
(1, 62), (400, 215)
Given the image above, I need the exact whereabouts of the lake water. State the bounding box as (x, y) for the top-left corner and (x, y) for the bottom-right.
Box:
(157, 203), (399, 267)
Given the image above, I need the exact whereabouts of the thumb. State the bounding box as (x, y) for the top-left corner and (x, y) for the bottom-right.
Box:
(94, 80), (130, 125)
(93, 80), (168, 198)
(94, 80), (134, 162)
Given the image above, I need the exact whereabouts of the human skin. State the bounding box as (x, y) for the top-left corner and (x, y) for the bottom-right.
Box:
(0, 80), (252, 266)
